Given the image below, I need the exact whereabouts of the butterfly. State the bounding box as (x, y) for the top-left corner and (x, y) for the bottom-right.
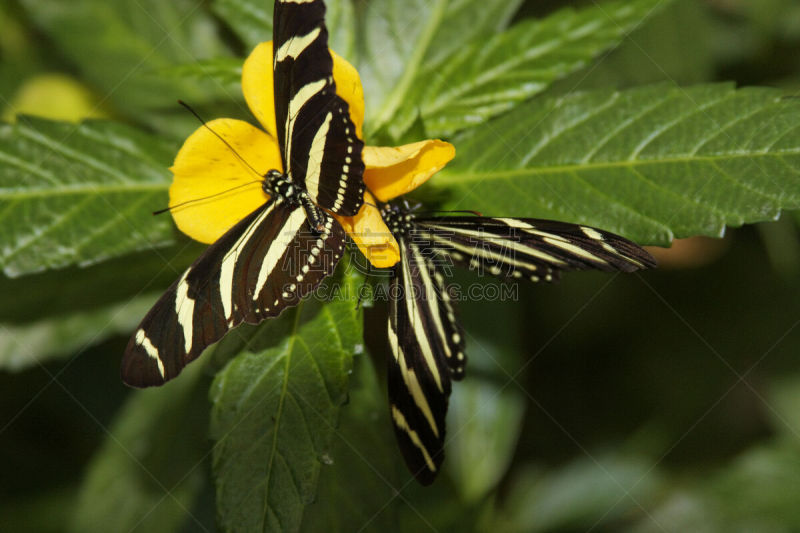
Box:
(122, 0), (365, 387)
(380, 203), (656, 484)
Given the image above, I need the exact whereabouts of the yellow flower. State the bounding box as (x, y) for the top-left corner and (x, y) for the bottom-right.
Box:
(169, 42), (455, 268)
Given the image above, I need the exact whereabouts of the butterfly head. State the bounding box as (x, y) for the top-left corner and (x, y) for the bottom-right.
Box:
(263, 169), (285, 192)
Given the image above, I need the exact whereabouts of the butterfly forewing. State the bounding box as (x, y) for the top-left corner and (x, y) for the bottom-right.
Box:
(387, 236), (467, 484)
(122, 200), (345, 387)
(273, 0), (365, 216)
(413, 217), (656, 282)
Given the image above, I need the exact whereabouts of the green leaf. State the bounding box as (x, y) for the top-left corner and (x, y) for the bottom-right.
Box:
(756, 215), (800, 279)
(0, 242), (203, 323)
(70, 361), (211, 533)
(708, 444), (800, 529)
(210, 268), (364, 533)
(430, 83), (800, 245)
(393, 0), (671, 138)
(438, 296), (527, 503)
(161, 58), (243, 90)
(709, 0), (800, 66)
(766, 376), (800, 440)
(299, 355), (406, 533)
(0, 117), (177, 276)
(19, 0), (231, 116)
(0, 293), (157, 371)
(302, 355), (481, 532)
(0, 6), (55, 111)
(633, 443), (800, 533)
(213, 0), (357, 59)
(213, 0), (272, 50)
(447, 378), (525, 503)
(550, 0), (715, 93)
(0, 489), (76, 533)
(497, 455), (663, 533)
(358, 0), (524, 139)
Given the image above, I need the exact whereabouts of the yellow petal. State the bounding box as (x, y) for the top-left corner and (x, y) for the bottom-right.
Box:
(334, 191), (401, 268)
(363, 140), (455, 202)
(241, 42), (278, 139)
(169, 118), (281, 244)
(331, 48), (365, 139)
(242, 41), (365, 141)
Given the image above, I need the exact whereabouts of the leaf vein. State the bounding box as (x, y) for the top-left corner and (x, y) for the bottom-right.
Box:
(691, 99), (771, 155)
(2, 195), (96, 263)
(521, 93), (621, 166)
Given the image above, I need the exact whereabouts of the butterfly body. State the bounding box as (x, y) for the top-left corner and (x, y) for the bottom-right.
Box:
(262, 169), (326, 232)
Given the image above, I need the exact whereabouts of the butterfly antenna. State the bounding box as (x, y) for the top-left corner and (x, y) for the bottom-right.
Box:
(178, 100), (264, 179)
(152, 179), (263, 215)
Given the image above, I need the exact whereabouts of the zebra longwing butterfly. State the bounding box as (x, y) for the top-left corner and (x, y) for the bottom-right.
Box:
(380, 204), (656, 484)
(122, 0), (365, 387)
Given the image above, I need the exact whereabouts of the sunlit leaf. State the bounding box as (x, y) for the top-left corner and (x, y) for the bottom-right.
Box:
(359, 0), (523, 140)
(393, 0), (671, 138)
(431, 83), (800, 245)
(0, 117), (177, 276)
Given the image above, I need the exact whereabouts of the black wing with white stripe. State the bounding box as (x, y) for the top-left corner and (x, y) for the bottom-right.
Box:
(412, 216), (656, 282)
(382, 205), (655, 484)
(123, 0), (364, 386)
(387, 236), (466, 485)
(122, 200), (345, 387)
(273, 0), (365, 216)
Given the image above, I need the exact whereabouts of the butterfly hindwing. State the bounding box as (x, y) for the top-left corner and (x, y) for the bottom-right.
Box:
(272, 0), (364, 216)
(122, 200), (345, 387)
(414, 217), (656, 282)
(387, 236), (467, 484)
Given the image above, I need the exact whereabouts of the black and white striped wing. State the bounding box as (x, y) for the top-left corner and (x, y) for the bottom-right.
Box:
(413, 217), (656, 282)
(122, 200), (345, 387)
(272, 0), (365, 216)
(387, 237), (466, 485)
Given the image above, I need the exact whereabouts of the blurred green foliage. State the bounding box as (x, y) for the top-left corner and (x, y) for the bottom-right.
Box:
(1, 0), (800, 532)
